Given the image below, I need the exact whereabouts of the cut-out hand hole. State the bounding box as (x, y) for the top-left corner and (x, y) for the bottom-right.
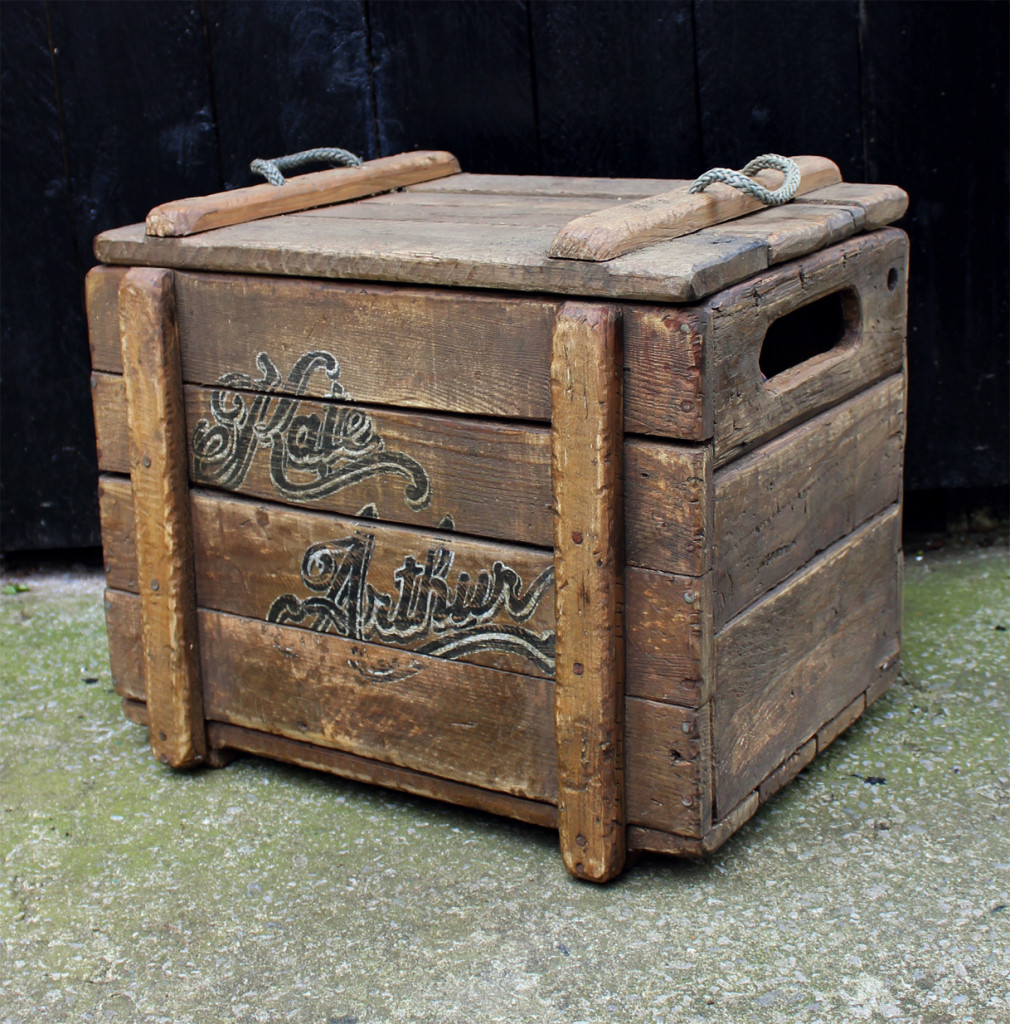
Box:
(759, 288), (859, 381)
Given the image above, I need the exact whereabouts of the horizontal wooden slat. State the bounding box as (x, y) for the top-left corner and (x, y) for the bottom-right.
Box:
(93, 218), (770, 305)
(795, 182), (909, 230)
(87, 267), (709, 439)
(119, 704), (561, 831)
(714, 506), (902, 816)
(92, 373), (711, 576)
(713, 375), (905, 626)
(99, 478), (711, 702)
(106, 598), (709, 835)
(710, 229), (908, 465)
(407, 173), (680, 199)
(299, 191), (620, 226)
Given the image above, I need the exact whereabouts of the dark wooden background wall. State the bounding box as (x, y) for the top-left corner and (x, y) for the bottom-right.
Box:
(2, 0), (1007, 552)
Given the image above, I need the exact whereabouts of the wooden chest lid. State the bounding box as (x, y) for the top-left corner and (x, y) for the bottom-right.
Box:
(95, 153), (907, 304)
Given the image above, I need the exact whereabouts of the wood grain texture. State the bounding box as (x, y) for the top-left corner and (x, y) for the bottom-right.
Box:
(627, 789), (758, 857)
(757, 737), (817, 804)
(119, 268), (205, 768)
(202, 606), (556, 801)
(208, 724), (559, 830)
(704, 202), (858, 265)
(550, 156), (842, 261)
(709, 229), (908, 465)
(87, 268), (711, 440)
(104, 587), (142, 701)
(408, 173), (679, 198)
(99, 477), (711, 703)
(93, 218), (769, 305)
(816, 694), (866, 752)
(106, 594), (709, 837)
(146, 152), (461, 237)
(713, 375), (905, 625)
(550, 303), (626, 880)
(795, 183), (909, 230)
(714, 506), (902, 816)
(92, 372), (710, 576)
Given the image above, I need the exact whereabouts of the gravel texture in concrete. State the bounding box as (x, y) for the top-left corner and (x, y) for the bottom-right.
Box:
(1, 537), (1008, 1024)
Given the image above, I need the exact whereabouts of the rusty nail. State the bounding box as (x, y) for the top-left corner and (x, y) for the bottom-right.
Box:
(150, 579), (159, 591)
(141, 455), (151, 468)
(573, 662), (584, 675)
(571, 530), (583, 544)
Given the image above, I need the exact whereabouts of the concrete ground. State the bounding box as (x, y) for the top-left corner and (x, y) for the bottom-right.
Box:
(1, 536), (1007, 1024)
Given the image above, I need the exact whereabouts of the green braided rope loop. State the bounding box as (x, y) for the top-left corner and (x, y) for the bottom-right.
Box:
(688, 153), (800, 206)
(250, 147), (363, 186)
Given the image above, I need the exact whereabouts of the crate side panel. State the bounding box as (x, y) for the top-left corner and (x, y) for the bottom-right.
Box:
(714, 374), (904, 626)
(714, 506), (901, 815)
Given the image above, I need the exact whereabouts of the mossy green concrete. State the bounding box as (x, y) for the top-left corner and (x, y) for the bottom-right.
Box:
(1, 541), (1007, 1024)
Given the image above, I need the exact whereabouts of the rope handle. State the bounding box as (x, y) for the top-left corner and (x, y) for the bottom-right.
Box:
(250, 147), (363, 186)
(689, 153), (800, 207)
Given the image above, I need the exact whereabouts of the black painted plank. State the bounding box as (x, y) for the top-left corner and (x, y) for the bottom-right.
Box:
(205, 1), (375, 191)
(863, 0), (1009, 490)
(0, 2), (99, 551)
(47, 0), (221, 257)
(529, 0), (700, 178)
(695, 0), (863, 179)
(368, 0), (538, 173)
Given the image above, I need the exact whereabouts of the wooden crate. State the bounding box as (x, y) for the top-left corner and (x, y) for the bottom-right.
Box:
(87, 158), (908, 880)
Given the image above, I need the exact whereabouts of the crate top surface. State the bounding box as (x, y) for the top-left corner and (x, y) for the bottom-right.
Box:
(95, 172), (907, 304)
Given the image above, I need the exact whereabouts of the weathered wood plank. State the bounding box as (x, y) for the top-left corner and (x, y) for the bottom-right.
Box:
(104, 587), (142, 701)
(709, 229), (908, 465)
(758, 737), (817, 804)
(93, 219), (769, 305)
(714, 506), (902, 816)
(88, 267), (711, 440)
(99, 477), (711, 702)
(627, 789), (757, 857)
(816, 693), (866, 752)
(704, 202), (858, 265)
(118, 268), (205, 767)
(202, 606), (556, 801)
(550, 303), (626, 880)
(549, 156), (842, 261)
(209, 723), (560, 830)
(713, 375), (905, 625)
(408, 173), (678, 199)
(109, 594), (707, 836)
(299, 191), (619, 226)
(795, 182), (909, 230)
(92, 372), (711, 576)
(146, 151), (461, 237)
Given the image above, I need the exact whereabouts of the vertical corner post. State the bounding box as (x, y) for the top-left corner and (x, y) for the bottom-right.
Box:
(119, 267), (206, 768)
(550, 302), (626, 882)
